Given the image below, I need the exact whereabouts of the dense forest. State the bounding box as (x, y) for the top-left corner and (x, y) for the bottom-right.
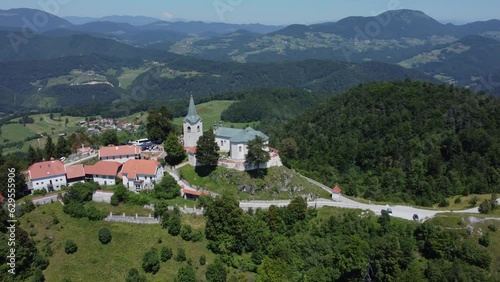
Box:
(201, 195), (495, 281)
(273, 80), (500, 206)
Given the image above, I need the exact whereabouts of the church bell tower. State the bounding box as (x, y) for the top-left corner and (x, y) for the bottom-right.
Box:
(183, 96), (203, 147)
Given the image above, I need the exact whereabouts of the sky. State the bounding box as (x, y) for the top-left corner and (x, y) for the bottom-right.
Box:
(1, 0), (499, 25)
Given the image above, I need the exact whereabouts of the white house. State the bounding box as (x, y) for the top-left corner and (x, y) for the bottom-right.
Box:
(119, 159), (164, 192)
(84, 161), (122, 186)
(99, 145), (141, 164)
(27, 160), (67, 192)
(183, 96), (203, 148)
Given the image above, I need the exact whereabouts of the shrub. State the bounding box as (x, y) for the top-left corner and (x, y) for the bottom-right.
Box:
(199, 255), (206, 265)
(487, 224), (497, 232)
(468, 196), (479, 207)
(454, 197), (462, 204)
(176, 248), (187, 262)
(52, 216), (59, 225)
(125, 268), (146, 282)
(180, 225), (193, 241)
(160, 246), (173, 262)
(478, 234), (491, 247)
(438, 198), (449, 207)
(142, 248), (160, 274)
(98, 228), (112, 244)
(64, 240), (78, 254)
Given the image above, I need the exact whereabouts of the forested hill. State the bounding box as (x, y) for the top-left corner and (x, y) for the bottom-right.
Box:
(275, 80), (500, 206)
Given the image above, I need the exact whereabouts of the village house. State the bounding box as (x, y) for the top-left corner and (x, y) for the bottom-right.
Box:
(27, 160), (67, 191)
(119, 159), (164, 192)
(65, 164), (86, 186)
(84, 161), (122, 186)
(99, 145), (141, 163)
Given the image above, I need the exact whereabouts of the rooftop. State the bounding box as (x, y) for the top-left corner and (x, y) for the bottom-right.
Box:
(99, 145), (141, 158)
(229, 127), (269, 143)
(28, 160), (66, 180)
(119, 159), (161, 179)
(85, 161), (122, 176)
(66, 164), (85, 179)
(183, 95), (202, 125)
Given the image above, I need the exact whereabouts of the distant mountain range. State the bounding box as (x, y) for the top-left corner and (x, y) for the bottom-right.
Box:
(64, 15), (164, 26)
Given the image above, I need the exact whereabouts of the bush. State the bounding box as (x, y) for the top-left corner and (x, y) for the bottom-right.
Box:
(438, 198), (449, 207)
(478, 234), (491, 247)
(64, 240), (78, 254)
(52, 216), (59, 225)
(454, 197), (462, 204)
(110, 195), (120, 206)
(487, 224), (497, 232)
(160, 246), (173, 262)
(86, 205), (107, 220)
(33, 188), (48, 196)
(180, 225), (193, 241)
(176, 248), (187, 262)
(199, 255), (206, 265)
(191, 231), (204, 242)
(468, 196), (479, 207)
(142, 248), (160, 274)
(125, 268), (146, 282)
(98, 228), (112, 244)
(22, 200), (36, 213)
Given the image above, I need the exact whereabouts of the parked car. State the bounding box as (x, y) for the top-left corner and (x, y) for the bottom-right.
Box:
(413, 214), (419, 221)
(387, 208), (392, 214)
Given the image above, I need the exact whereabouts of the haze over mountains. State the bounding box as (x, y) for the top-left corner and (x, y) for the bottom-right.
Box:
(0, 7), (499, 113)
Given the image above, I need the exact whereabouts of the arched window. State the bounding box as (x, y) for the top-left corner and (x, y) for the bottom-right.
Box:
(197, 126), (200, 132)
(187, 126), (191, 133)
(221, 140), (224, 147)
(239, 146), (242, 152)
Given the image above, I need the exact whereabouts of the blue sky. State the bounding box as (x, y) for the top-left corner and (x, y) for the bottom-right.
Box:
(1, 0), (499, 25)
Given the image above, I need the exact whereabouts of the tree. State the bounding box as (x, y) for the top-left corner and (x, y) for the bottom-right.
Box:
(153, 174), (180, 200)
(176, 247), (187, 262)
(256, 257), (291, 282)
(147, 106), (173, 141)
(160, 246), (173, 262)
(205, 194), (246, 254)
(100, 130), (119, 146)
(28, 145), (42, 164)
(126, 268), (146, 282)
(98, 228), (112, 244)
(246, 136), (270, 176)
(180, 224), (193, 241)
(199, 255), (206, 265)
(65, 118), (69, 127)
(0, 156), (27, 199)
(176, 265), (196, 282)
(164, 132), (186, 166)
(168, 211), (181, 236)
(279, 138), (298, 159)
(64, 240), (78, 254)
(195, 129), (220, 167)
(142, 248), (160, 274)
(44, 136), (56, 160)
(206, 258), (227, 282)
(56, 136), (71, 158)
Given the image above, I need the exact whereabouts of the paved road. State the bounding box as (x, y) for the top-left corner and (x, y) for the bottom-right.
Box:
(240, 197), (479, 221)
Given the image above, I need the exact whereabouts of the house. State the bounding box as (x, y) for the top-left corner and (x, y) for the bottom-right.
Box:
(181, 188), (208, 200)
(99, 145), (141, 163)
(119, 159), (164, 192)
(65, 164), (85, 186)
(332, 185), (342, 200)
(214, 125), (269, 161)
(85, 161), (122, 186)
(27, 160), (67, 192)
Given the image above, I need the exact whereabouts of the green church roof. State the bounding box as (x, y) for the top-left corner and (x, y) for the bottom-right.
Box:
(229, 127), (269, 143)
(183, 96), (202, 125)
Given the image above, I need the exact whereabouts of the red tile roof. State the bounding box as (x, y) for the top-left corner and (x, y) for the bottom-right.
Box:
(28, 160), (65, 180)
(119, 159), (160, 179)
(182, 189), (208, 196)
(99, 145), (141, 158)
(186, 146), (196, 154)
(332, 185), (342, 194)
(66, 164), (85, 179)
(85, 161), (122, 176)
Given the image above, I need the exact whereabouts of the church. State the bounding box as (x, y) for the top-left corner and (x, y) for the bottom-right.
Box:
(182, 96), (282, 171)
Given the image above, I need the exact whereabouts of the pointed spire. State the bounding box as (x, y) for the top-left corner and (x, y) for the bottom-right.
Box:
(183, 95), (202, 125)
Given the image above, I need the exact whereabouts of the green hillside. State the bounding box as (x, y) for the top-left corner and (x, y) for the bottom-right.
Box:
(275, 80), (500, 206)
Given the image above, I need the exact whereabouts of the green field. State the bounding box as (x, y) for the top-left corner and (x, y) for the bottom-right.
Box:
(179, 165), (331, 200)
(172, 100), (256, 130)
(19, 203), (225, 282)
(118, 67), (148, 89)
(1, 114), (90, 154)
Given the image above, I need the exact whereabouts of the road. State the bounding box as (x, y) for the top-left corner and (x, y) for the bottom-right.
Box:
(239, 174), (480, 221)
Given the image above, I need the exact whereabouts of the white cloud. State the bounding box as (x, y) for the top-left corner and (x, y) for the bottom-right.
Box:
(161, 12), (175, 20)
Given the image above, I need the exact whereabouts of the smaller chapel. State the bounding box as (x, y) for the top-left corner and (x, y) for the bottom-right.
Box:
(182, 96), (282, 171)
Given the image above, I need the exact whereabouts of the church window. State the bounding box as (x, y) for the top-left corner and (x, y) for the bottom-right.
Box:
(197, 126), (200, 132)
(221, 140), (223, 147)
(187, 126), (191, 133)
(239, 146), (242, 152)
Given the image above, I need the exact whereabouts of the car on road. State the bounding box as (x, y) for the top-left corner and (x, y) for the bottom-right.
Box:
(387, 208), (392, 214)
(413, 214), (419, 221)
